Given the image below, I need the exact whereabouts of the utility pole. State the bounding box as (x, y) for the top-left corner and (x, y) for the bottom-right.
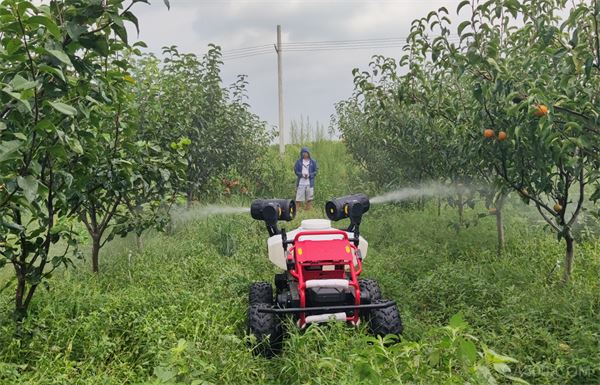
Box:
(275, 25), (285, 154)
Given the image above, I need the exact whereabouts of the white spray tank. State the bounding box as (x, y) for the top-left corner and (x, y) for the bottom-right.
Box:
(267, 219), (368, 270)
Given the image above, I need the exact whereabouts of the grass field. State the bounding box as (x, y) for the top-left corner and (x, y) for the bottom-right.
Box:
(1, 143), (599, 384)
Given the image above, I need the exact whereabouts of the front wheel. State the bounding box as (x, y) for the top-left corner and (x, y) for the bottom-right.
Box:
(368, 300), (403, 337)
(248, 304), (283, 357)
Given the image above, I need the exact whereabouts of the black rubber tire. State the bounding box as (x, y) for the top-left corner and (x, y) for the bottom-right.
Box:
(359, 278), (382, 302)
(249, 282), (273, 305)
(248, 304), (283, 357)
(368, 300), (403, 337)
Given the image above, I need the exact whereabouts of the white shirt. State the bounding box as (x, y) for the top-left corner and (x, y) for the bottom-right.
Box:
(299, 159), (311, 187)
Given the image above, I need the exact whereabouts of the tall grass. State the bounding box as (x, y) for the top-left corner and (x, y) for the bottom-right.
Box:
(1, 142), (599, 384)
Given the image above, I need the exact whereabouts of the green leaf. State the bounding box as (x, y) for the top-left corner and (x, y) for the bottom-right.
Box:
(0, 275), (15, 294)
(48, 101), (77, 116)
(476, 365), (498, 385)
(10, 75), (37, 91)
(163, 0), (171, 10)
(0, 221), (25, 232)
(35, 118), (55, 133)
(109, 13), (125, 29)
(25, 15), (60, 38)
(39, 64), (66, 82)
(426, 11), (437, 22)
(1, 89), (31, 112)
(0, 140), (22, 163)
(493, 362), (511, 374)
(123, 11), (140, 35)
(428, 349), (441, 366)
(17, 175), (38, 203)
(91, 37), (109, 56)
(65, 21), (87, 42)
(17, 1), (36, 16)
(449, 312), (467, 328)
(486, 58), (500, 72)
(46, 49), (72, 66)
(355, 361), (380, 383)
(0, 122), (6, 131)
(458, 20), (471, 36)
(459, 339), (477, 363)
(484, 346), (518, 364)
(111, 23), (128, 45)
(67, 137), (84, 155)
(514, 125), (521, 138)
(153, 366), (176, 382)
(457, 0), (470, 14)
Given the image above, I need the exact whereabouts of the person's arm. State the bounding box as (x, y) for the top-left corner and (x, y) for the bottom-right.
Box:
(310, 160), (318, 178)
(294, 160), (302, 178)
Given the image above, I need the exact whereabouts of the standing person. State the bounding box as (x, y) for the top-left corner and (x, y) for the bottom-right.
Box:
(294, 147), (318, 210)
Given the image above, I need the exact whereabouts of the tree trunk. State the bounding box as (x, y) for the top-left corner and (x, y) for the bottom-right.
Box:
(136, 233), (143, 251)
(14, 267), (26, 321)
(495, 209), (505, 254)
(495, 195), (506, 254)
(186, 188), (193, 209)
(437, 198), (441, 216)
(457, 193), (464, 226)
(92, 235), (101, 273)
(563, 233), (574, 283)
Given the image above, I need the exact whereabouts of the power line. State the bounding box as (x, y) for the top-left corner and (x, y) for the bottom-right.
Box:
(283, 39), (461, 50)
(283, 38), (460, 49)
(284, 37), (411, 46)
(221, 36), (462, 60)
(222, 44), (411, 58)
(222, 36), (459, 51)
(222, 44), (272, 54)
(222, 50), (273, 60)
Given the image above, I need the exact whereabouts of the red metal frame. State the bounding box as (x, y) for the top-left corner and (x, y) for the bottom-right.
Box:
(287, 230), (363, 326)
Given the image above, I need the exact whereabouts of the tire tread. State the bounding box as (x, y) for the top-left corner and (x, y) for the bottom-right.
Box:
(249, 281), (273, 305)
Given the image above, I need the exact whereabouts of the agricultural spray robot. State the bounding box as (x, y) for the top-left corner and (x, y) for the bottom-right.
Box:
(248, 194), (402, 355)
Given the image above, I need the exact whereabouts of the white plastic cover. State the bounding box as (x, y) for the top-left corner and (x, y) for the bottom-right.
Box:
(299, 219), (331, 230)
(304, 312), (347, 324)
(305, 279), (349, 289)
(267, 219), (368, 270)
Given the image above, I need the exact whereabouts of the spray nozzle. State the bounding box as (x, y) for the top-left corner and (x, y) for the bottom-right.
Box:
(325, 194), (370, 223)
(325, 194), (369, 246)
(251, 199), (295, 236)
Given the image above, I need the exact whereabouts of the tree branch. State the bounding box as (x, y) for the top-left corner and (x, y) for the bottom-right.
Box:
(492, 163), (558, 216)
(536, 202), (560, 232)
(593, 4), (600, 70)
(80, 210), (93, 234)
(567, 168), (586, 227)
(99, 195), (121, 232)
(15, 4), (39, 124)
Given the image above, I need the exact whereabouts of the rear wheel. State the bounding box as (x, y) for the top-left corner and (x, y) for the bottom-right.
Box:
(359, 278), (382, 302)
(248, 304), (283, 357)
(368, 300), (403, 337)
(249, 282), (273, 305)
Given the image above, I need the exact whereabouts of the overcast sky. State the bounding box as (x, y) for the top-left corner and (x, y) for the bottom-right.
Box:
(129, 0), (462, 139)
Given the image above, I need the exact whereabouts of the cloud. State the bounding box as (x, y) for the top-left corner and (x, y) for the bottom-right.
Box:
(129, 0), (462, 139)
